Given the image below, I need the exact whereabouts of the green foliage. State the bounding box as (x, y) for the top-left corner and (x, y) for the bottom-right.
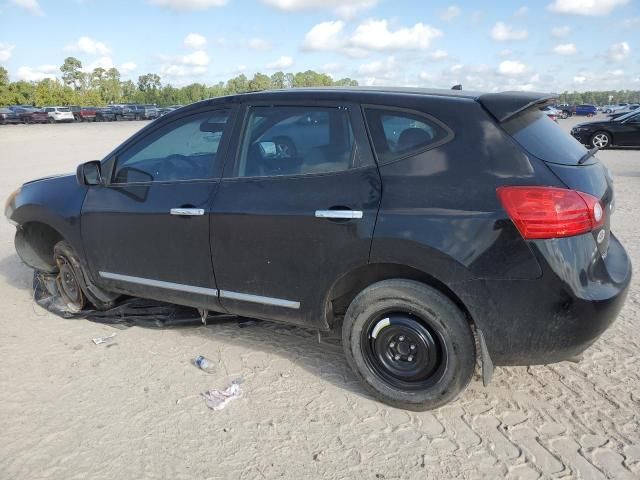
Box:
(558, 90), (640, 105)
(60, 57), (85, 90)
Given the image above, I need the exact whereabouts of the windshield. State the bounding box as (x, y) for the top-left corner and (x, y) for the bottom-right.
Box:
(615, 110), (640, 122)
(58, 107), (71, 112)
(503, 110), (590, 165)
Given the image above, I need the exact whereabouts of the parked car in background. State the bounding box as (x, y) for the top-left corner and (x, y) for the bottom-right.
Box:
(0, 107), (21, 124)
(542, 105), (561, 121)
(574, 104), (598, 116)
(555, 104), (574, 119)
(571, 109), (640, 148)
(95, 107), (116, 122)
(5, 88), (631, 410)
(605, 103), (630, 114)
(73, 106), (98, 122)
(159, 105), (184, 116)
(9, 106), (49, 124)
(608, 104), (640, 120)
(127, 104), (159, 120)
(44, 106), (75, 123)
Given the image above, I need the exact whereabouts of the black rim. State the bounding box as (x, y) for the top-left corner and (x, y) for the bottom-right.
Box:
(55, 255), (85, 310)
(361, 312), (447, 391)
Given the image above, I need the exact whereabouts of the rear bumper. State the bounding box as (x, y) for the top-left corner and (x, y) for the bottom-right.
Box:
(466, 233), (631, 366)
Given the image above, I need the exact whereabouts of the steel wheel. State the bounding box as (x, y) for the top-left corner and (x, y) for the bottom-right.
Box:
(361, 312), (447, 391)
(591, 132), (610, 149)
(55, 254), (86, 312)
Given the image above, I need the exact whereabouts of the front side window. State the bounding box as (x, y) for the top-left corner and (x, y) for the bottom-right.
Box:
(113, 109), (230, 183)
(235, 106), (359, 178)
(364, 108), (451, 164)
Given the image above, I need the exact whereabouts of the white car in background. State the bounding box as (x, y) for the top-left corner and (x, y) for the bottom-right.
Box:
(44, 106), (75, 123)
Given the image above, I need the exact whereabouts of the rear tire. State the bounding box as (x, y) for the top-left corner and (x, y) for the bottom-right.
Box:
(342, 279), (476, 410)
(53, 241), (116, 312)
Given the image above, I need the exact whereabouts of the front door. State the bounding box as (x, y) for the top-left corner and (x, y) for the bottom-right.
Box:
(210, 103), (381, 328)
(82, 105), (236, 310)
(617, 115), (640, 146)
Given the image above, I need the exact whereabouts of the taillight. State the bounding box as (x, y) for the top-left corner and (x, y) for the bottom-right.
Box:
(497, 186), (605, 239)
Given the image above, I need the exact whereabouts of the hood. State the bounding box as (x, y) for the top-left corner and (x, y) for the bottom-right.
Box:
(23, 173), (74, 186)
(574, 120), (615, 129)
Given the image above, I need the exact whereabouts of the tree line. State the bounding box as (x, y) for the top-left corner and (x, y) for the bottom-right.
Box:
(1, 57), (639, 108)
(0, 57), (358, 108)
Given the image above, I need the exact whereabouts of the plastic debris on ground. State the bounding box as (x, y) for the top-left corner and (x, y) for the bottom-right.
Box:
(193, 355), (216, 374)
(201, 378), (244, 411)
(92, 333), (116, 345)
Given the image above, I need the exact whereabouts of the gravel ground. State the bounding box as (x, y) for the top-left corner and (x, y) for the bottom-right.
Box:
(0, 117), (638, 479)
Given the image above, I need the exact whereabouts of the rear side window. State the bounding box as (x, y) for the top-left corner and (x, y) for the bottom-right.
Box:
(503, 110), (587, 165)
(364, 108), (451, 164)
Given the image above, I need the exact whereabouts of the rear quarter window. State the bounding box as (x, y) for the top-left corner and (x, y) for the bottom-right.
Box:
(364, 107), (452, 164)
(503, 110), (587, 165)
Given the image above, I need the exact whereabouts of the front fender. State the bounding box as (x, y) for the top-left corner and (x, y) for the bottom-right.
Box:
(7, 174), (88, 266)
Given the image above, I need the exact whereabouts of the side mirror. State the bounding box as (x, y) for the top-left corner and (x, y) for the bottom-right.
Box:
(76, 160), (103, 186)
(258, 141), (277, 157)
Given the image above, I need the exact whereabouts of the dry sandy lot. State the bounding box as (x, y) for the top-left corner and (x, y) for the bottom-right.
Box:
(0, 117), (639, 480)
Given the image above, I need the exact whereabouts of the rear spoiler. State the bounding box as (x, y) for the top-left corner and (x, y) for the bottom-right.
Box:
(477, 91), (558, 123)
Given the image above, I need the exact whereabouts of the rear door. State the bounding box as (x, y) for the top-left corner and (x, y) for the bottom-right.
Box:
(210, 102), (381, 328)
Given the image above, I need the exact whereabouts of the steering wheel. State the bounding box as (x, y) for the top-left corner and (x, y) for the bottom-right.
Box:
(272, 136), (297, 159)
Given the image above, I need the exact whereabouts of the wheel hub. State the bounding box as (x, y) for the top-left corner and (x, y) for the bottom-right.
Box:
(55, 255), (86, 311)
(364, 313), (446, 390)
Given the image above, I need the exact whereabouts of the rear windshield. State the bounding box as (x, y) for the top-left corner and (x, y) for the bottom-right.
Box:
(58, 107), (71, 112)
(503, 110), (589, 165)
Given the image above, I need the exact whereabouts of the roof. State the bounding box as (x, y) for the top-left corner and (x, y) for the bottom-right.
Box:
(199, 87), (558, 123)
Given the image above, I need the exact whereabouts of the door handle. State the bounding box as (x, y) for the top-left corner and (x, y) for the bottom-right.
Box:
(315, 210), (363, 219)
(170, 208), (205, 216)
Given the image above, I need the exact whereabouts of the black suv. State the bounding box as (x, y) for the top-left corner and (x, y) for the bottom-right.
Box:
(5, 88), (631, 410)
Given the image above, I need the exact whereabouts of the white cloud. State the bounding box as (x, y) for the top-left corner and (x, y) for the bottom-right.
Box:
(553, 43), (577, 55)
(429, 49), (449, 60)
(302, 19), (441, 55)
(0, 43), (16, 62)
(622, 17), (640, 27)
(357, 56), (396, 75)
(148, 0), (227, 11)
(184, 33), (207, 49)
(551, 25), (571, 37)
(574, 75), (586, 84)
(350, 19), (442, 51)
(120, 62), (137, 74)
(65, 36), (111, 55)
(608, 41), (630, 61)
(610, 68), (624, 76)
(84, 56), (115, 72)
(490, 22), (528, 41)
(248, 38), (272, 51)
(267, 55), (294, 69)
(514, 6), (529, 16)
(302, 20), (346, 50)
(498, 60), (527, 76)
(10, 0), (43, 16)
(262, 0), (376, 18)
(181, 50), (210, 66)
(16, 65), (57, 81)
(547, 0), (628, 16)
(419, 71), (434, 81)
(440, 5), (461, 21)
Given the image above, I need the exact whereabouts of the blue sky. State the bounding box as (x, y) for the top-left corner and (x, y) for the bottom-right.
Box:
(0, 0), (638, 92)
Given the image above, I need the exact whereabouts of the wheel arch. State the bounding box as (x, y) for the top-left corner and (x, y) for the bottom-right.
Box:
(324, 262), (476, 331)
(14, 221), (64, 273)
